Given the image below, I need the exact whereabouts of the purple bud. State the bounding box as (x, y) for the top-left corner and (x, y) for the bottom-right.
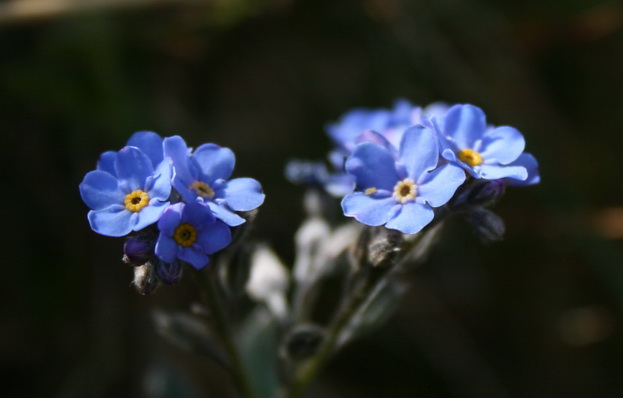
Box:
(155, 260), (183, 285)
(450, 178), (506, 210)
(465, 208), (505, 242)
(123, 235), (153, 265)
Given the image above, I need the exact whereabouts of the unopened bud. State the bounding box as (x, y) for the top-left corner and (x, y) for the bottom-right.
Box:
(133, 262), (160, 295)
(155, 260), (183, 285)
(451, 179), (506, 210)
(123, 235), (153, 265)
(367, 227), (403, 267)
(465, 208), (505, 242)
(282, 324), (325, 361)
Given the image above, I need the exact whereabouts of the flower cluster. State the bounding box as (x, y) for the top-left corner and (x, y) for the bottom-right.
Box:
(290, 101), (540, 236)
(80, 132), (265, 287)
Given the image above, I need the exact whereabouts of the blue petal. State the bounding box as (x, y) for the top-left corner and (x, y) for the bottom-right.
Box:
(179, 246), (210, 269)
(341, 193), (397, 226)
(217, 178), (265, 211)
(157, 203), (184, 235)
(480, 126), (525, 164)
(477, 164), (528, 180)
(399, 126), (439, 179)
(192, 144), (235, 184)
(196, 220), (232, 254)
(443, 104), (486, 149)
(97, 151), (117, 176)
(385, 201), (434, 234)
(135, 200), (169, 231)
(506, 153), (540, 186)
(80, 170), (125, 211)
(207, 202), (246, 226)
(417, 163), (466, 207)
(155, 234), (179, 264)
(114, 146), (154, 191)
(345, 142), (399, 191)
(163, 136), (194, 185)
(355, 130), (395, 152)
(145, 159), (173, 200)
(87, 206), (133, 237)
(182, 202), (215, 226)
(127, 131), (164, 168)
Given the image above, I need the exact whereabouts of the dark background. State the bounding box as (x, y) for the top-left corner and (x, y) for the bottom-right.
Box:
(2, 0), (623, 397)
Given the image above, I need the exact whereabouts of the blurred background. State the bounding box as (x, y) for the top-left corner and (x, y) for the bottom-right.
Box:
(2, 0), (623, 397)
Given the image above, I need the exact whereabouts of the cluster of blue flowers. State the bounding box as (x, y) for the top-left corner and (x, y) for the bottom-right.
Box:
(289, 100), (540, 235)
(79, 132), (265, 274)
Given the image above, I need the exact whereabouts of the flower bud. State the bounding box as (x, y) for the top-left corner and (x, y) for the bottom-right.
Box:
(465, 208), (505, 242)
(451, 178), (506, 210)
(123, 235), (153, 265)
(282, 324), (325, 361)
(133, 262), (160, 295)
(155, 260), (183, 285)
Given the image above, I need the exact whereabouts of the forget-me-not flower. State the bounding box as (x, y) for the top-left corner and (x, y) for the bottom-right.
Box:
(97, 131), (164, 177)
(341, 127), (465, 234)
(435, 104), (529, 182)
(155, 202), (232, 269)
(163, 136), (265, 227)
(80, 146), (172, 237)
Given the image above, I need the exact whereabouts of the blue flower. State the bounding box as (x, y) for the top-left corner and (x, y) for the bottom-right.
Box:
(506, 153), (540, 186)
(163, 136), (265, 227)
(341, 126), (465, 234)
(80, 146), (172, 237)
(435, 104), (529, 181)
(155, 202), (232, 269)
(317, 100), (451, 197)
(97, 131), (164, 177)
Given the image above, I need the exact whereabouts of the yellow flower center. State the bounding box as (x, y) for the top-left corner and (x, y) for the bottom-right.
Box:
(393, 178), (417, 204)
(124, 190), (150, 212)
(173, 223), (197, 247)
(364, 187), (377, 195)
(457, 148), (483, 167)
(189, 181), (215, 199)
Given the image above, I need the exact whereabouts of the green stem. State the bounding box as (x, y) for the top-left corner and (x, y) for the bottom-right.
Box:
(192, 268), (255, 398)
(283, 227), (434, 398)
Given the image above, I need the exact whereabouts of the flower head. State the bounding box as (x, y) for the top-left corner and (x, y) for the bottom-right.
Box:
(155, 202), (232, 269)
(341, 126), (465, 234)
(80, 146), (172, 237)
(435, 104), (529, 182)
(163, 136), (265, 227)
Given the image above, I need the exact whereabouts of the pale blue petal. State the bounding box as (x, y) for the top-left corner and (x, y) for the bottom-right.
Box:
(196, 220), (232, 254)
(507, 153), (540, 186)
(355, 130), (395, 152)
(217, 178), (265, 211)
(341, 193), (397, 226)
(181, 202), (215, 226)
(114, 146), (153, 191)
(96, 151), (117, 176)
(88, 206), (133, 237)
(417, 163), (466, 207)
(157, 203), (184, 235)
(127, 131), (164, 168)
(145, 159), (172, 200)
(179, 247), (210, 269)
(443, 104), (486, 149)
(477, 164), (528, 181)
(80, 170), (125, 211)
(134, 200), (169, 231)
(399, 126), (439, 179)
(207, 202), (246, 227)
(172, 174), (197, 203)
(163, 136), (194, 185)
(345, 143), (399, 191)
(385, 201), (434, 234)
(480, 126), (525, 164)
(192, 144), (235, 183)
(155, 234), (178, 264)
